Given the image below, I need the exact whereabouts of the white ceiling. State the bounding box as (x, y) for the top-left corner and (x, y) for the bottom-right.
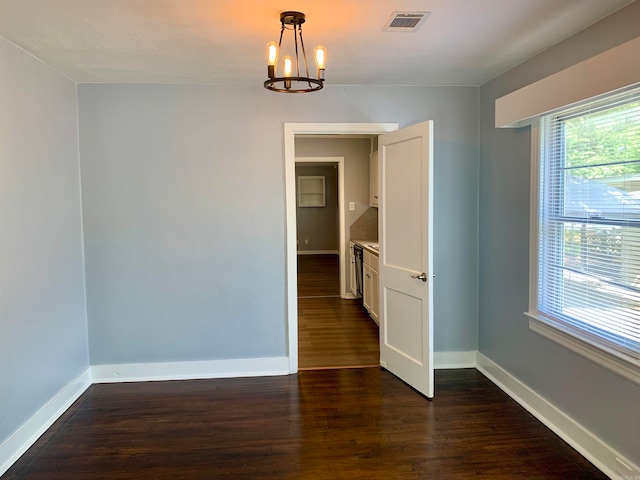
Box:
(0, 0), (634, 86)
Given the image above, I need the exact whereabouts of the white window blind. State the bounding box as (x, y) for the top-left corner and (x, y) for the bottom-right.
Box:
(538, 87), (640, 362)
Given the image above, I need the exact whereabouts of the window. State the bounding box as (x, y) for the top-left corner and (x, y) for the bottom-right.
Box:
(529, 87), (640, 384)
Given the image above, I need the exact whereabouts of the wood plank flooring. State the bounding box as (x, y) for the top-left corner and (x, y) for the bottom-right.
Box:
(2, 368), (607, 480)
(297, 254), (379, 369)
(298, 297), (379, 369)
(297, 253), (341, 298)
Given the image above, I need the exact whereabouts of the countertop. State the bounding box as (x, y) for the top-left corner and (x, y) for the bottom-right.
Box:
(352, 239), (379, 256)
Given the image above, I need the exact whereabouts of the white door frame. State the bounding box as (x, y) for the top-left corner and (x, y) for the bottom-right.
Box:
(295, 157), (345, 293)
(285, 123), (398, 373)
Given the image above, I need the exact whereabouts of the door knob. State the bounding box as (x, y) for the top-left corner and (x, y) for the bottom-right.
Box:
(411, 272), (427, 282)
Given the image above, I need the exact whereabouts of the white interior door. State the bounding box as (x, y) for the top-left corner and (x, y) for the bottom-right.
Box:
(378, 121), (434, 398)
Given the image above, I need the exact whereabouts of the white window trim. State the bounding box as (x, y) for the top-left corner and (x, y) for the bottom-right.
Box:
(526, 119), (640, 386)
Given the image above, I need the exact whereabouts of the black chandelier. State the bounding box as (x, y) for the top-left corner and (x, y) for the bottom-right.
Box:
(264, 11), (327, 93)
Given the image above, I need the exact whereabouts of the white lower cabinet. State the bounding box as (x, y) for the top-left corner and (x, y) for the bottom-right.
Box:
(363, 263), (372, 311)
(363, 250), (379, 324)
(370, 267), (379, 324)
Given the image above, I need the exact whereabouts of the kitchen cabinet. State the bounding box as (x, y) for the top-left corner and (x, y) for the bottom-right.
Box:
(363, 249), (379, 324)
(370, 151), (379, 207)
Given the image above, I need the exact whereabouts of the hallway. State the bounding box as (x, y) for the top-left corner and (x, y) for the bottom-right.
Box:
(297, 254), (379, 369)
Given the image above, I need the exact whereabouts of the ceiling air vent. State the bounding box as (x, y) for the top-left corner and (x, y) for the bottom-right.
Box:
(383, 11), (430, 32)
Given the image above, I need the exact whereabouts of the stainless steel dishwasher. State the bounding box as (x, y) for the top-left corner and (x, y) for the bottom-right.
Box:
(353, 244), (364, 304)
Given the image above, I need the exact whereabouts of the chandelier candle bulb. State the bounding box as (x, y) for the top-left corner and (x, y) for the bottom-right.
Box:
(266, 41), (279, 78)
(283, 55), (293, 89)
(283, 56), (293, 76)
(314, 45), (327, 79)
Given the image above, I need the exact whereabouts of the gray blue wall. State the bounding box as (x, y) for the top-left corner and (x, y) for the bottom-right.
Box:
(0, 38), (88, 445)
(77, 84), (479, 364)
(478, 1), (640, 465)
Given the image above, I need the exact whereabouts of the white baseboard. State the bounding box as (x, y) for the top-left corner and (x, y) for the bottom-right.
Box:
(434, 351), (477, 369)
(91, 356), (290, 383)
(0, 368), (92, 477)
(296, 250), (339, 255)
(16, 354), (471, 388)
(476, 352), (640, 480)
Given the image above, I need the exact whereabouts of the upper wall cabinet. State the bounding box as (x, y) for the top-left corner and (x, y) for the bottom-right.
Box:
(370, 151), (379, 207)
(298, 176), (326, 207)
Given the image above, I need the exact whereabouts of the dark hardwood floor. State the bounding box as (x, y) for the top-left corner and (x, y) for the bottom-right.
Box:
(297, 254), (379, 369)
(298, 297), (379, 369)
(3, 368), (606, 479)
(297, 253), (341, 298)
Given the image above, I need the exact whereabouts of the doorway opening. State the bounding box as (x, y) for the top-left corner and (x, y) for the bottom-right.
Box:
(296, 155), (383, 370)
(285, 123), (398, 373)
(295, 157), (343, 300)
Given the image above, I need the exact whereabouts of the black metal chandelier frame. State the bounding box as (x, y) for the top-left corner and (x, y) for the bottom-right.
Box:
(264, 11), (324, 93)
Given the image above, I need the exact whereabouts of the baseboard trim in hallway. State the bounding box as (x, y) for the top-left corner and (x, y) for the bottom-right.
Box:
(299, 364), (380, 371)
(297, 295), (342, 299)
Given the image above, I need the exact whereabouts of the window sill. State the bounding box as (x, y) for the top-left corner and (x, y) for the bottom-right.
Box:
(526, 312), (640, 386)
